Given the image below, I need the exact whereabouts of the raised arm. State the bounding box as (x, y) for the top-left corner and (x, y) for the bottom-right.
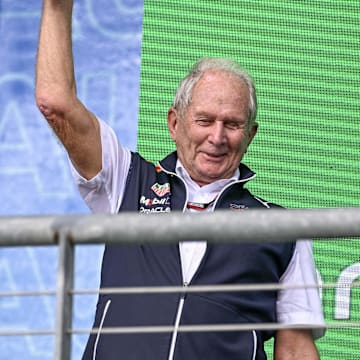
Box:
(36, 0), (101, 179)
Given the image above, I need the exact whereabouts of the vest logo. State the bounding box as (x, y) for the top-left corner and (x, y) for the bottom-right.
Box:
(140, 206), (171, 214)
(151, 182), (170, 197)
(229, 203), (248, 211)
(140, 195), (170, 206)
(139, 195), (171, 213)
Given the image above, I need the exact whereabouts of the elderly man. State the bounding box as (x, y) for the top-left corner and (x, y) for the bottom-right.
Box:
(36, 1), (325, 359)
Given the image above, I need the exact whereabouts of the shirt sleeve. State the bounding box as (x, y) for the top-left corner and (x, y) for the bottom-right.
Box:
(277, 240), (326, 339)
(69, 119), (131, 214)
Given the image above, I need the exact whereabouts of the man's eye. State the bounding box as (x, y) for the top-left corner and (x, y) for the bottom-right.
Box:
(226, 122), (241, 130)
(196, 119), (211, 126)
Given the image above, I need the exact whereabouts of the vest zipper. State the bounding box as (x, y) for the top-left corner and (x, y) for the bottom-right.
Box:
(167, 282), (188, 360)
(92, 299), (111, 360)
(250, 330), (258, 360)
(158, 160), (260, 358)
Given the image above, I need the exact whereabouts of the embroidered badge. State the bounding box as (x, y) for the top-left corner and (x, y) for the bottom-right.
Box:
(151, 182), (171, 197)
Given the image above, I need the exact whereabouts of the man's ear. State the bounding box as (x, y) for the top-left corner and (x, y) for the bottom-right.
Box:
(248, 122), (258, 145)
(167, 108), (178, 141)
(245, 122), (258, 152)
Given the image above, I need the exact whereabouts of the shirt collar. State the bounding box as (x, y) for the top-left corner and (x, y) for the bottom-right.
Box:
(175, 160), (240, 202)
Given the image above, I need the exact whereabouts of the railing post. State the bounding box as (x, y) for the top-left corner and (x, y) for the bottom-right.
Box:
(55, 230), (74, 360)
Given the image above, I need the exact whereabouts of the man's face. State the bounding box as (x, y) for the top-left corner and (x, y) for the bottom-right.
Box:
(168, 70), (257, 186)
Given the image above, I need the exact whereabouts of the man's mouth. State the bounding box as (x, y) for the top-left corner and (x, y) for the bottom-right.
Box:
(202, 152), (226, 161)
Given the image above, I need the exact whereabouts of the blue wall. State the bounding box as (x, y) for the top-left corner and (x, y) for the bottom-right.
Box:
(0, 0), (143, 358)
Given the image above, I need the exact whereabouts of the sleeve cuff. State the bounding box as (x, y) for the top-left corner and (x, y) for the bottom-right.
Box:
(277, 311), (326, 339)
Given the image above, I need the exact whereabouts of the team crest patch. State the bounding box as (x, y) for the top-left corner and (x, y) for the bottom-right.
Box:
(229, 203), (248, 211)
(151, 182), (170, 197)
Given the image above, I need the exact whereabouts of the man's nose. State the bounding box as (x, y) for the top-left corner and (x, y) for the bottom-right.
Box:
(209, 122), (226, 145)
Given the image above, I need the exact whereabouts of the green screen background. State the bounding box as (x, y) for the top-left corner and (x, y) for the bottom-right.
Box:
(138, 1), (360, 358)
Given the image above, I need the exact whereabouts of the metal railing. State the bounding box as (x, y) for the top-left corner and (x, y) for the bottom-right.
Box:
(1, 207), (360, 359)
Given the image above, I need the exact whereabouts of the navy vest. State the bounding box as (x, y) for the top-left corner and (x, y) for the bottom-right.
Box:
(82, 152), (295, 360)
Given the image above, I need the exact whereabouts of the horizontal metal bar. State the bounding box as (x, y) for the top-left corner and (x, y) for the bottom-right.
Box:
(75, 323), (324, 334)
(0, 290), (56, 297)
(72, 280), (360, 295)
(0, 215), (59, 246)
(71, 321), (356, 335)
(0, 329), (55, 336)
(0, 207), (359, 246)
(1, 281), (359, 298)
(61, 208), (360, 244)
(74, 283), (315, 295)
(2, 321), (360, 337)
